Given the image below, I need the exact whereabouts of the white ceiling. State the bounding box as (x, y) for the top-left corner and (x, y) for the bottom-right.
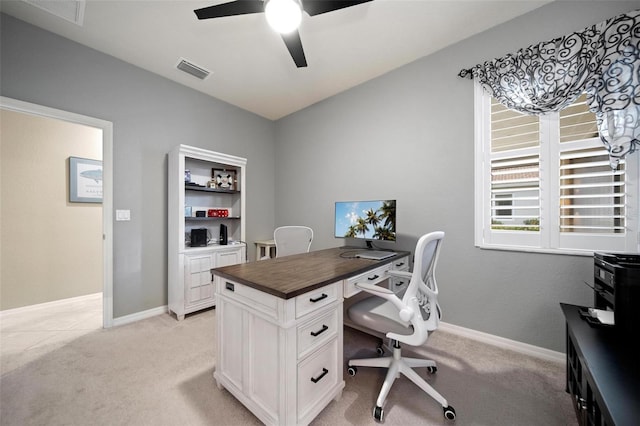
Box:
(1, 0), (551, 120)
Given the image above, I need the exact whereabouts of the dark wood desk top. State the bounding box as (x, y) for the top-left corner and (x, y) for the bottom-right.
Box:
(213, 247), (411, 299)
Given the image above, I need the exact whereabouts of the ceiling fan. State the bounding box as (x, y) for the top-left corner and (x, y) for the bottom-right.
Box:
(194, 0), (373, 68)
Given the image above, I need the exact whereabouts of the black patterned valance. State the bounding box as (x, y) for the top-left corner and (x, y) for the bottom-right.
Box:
(459, 9), (640, 168)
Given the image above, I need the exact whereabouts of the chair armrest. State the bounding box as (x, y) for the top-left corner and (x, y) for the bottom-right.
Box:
(354, 282), (394, 295)
(355, 282), (413, 320)
(387, 270), (411, 279)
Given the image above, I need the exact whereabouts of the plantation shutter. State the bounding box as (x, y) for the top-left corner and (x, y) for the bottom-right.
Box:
(476, 80), (638, 253)
(490, 100), (540, 231)
(558, 95), (627, 236)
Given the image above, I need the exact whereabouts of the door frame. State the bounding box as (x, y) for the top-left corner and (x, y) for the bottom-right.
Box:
(1, 96), (114, 327)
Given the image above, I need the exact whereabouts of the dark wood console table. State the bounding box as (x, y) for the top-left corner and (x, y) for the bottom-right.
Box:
(561, 303), (640, 425)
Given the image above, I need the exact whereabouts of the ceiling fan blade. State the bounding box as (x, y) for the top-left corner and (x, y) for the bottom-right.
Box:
(302, 0), (373, 16)
(281, 31), (308, 68)
(194, 0), (265, 20)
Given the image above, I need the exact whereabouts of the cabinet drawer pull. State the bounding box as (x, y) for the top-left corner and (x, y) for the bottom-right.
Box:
(395, 280), (405, 286)
(368, 275), (380, 281)
(310, 368), (329, 383)
(575, 396), (586, 411)
(225, 282), (235, 292)
(310, 324), (329, 337)
(309, 293), (328, 303)
(395, 262), (405, 267)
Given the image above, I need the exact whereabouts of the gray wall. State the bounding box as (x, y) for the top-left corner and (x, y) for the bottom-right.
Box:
(274, 1), (640, 352)
(1, 13), (276, 318)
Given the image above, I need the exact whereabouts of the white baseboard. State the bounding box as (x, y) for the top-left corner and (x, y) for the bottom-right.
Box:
(439, 321), (565, 363)
(1, 295), (565, 363)
(0, 292), (102, 318)
(112, 305), (168, 327)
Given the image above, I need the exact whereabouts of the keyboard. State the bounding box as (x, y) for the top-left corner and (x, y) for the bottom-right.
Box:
(355, 250), (396, 260)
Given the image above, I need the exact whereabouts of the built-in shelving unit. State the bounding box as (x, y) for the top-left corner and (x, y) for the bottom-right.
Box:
(168, 144), (247, 320)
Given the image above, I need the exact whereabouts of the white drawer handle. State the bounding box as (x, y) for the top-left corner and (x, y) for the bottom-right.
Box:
(310, 324), (329, 337)
(311, 368), (329, 383)
(310, 293), (328, 303)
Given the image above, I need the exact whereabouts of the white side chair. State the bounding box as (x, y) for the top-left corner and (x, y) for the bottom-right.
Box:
(273, 226), (313, 258)
(346, 231), (456, 422)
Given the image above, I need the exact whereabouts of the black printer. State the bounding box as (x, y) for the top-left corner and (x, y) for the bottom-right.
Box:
(593, 252), (640, 334)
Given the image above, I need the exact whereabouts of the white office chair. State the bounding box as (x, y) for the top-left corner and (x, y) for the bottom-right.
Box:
(347, 231), (455, 422)
(273, 226), (313, 258)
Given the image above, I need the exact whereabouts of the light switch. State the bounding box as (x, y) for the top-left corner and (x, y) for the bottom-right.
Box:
(116, 209), (131, 221)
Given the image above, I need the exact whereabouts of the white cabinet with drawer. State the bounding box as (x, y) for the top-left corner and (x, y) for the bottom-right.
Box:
(168, 144), (247, 321)
(184, 252), (215, 307)
(168, 244), (246, 321)
(216, 246), (244, 267)
(214, 277), (344, 426)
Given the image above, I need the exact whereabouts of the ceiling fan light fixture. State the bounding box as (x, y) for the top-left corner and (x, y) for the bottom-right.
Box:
(265, 0), (302, 34)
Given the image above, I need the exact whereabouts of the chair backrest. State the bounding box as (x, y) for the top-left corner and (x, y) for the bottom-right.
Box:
(274, 226), (313, 258)
(393, 231), (445, 346)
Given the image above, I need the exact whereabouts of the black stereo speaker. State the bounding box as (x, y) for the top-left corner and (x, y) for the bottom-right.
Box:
(191, 228), (208, 247)
(219, 224), (228, 245)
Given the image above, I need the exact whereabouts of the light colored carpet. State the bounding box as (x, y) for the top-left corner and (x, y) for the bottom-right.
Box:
(0, 307), (576, 425)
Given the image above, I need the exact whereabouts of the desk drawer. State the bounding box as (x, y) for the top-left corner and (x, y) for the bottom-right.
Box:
(297, 308), (338, 359)
(391, 276), (410, 295)
(344, 264), (391, 298)
(390, 256), (410, 294)
(391, 256), (410, 271)
(216, 278), (279, 320)
(297, 338), (338, 421)
(295, 282), (338, 318)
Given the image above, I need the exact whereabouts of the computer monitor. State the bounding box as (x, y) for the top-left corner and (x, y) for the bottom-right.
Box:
(334, 200), (396, 247)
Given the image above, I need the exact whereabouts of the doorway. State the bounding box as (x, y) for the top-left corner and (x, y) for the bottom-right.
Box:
(0, 97), (113, 327)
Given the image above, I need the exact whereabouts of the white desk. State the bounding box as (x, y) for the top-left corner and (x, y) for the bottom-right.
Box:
(212, 247), (410, 425)
(255, 239), (276, 260)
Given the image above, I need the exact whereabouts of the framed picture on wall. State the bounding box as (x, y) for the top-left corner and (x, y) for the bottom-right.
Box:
(69, 157), (103, 203)
(212, 169), (236, 190)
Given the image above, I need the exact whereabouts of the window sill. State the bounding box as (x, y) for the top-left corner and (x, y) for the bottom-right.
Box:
(475, 244), (595, 257)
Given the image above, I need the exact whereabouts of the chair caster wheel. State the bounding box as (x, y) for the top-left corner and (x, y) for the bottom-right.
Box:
(376, 345), (385, 356)
(373, 405), (384, 422)
(347, 366), (357, 376)
(443, 405), (456, 420)
(427, 366), (438, 374)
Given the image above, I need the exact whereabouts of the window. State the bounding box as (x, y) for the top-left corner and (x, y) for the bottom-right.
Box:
(494, 194), (513, 219)
(474, 81), (639, 254)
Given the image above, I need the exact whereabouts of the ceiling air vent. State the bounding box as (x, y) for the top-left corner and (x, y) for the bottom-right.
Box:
(22, 0), (86, 26)
(176, 58), (211, 80)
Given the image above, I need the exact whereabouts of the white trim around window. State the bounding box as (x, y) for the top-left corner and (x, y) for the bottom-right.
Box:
(474, 81), (640, 256)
